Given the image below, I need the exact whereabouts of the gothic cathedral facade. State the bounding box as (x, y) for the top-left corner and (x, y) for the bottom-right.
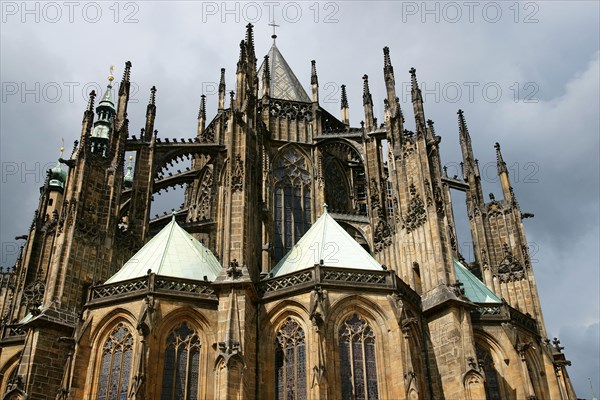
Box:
(0, 25), (576, 399)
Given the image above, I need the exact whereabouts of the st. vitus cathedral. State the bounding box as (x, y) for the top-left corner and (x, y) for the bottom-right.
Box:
(0, 24), (576, 399)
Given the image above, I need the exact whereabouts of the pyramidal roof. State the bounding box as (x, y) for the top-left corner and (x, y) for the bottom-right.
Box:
(270, 207), (382, 277)
(453, 259), (502, 303)
(257, 43), (311, 103)
(105, 216), (222, 284)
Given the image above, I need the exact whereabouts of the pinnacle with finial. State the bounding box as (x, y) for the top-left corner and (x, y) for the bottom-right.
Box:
(383, 46), (393, 76)
(362, 74), (372, 105)
(198, 94), (206, 120)
(149, 86), (157, 106)
(311, 60), (318, 85)
(495, 142), (508, 174)
(341, 84), (348, 109)
(87, 90), (96, 112)
(457, 109), (470, 140)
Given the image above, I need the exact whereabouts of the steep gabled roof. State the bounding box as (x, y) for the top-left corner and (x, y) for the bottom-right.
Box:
(105, 216), (222, 283)
(453, 259), (502, 303)
(257, 43), (311, 103)
(270, 207), (382, 277)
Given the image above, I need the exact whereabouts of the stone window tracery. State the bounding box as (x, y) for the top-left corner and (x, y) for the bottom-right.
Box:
(339, 314), (379, 400)
(476, 344), (502, 400)
(96, 323), (133, 400)
(275, 317), (307, 400)
(161, 322), (201, 400)
(273, 150), (312, 262)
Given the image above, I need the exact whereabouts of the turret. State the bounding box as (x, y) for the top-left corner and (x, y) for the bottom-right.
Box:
(90, 68), (116, 156)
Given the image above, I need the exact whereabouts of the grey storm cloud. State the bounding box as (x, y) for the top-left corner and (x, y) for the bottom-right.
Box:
(1, 1), (598, 396)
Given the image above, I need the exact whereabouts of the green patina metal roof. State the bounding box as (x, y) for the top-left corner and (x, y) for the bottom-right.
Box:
(453, 259), (501, 303)
(105, 216), (222, 283)
(270, 207), (382, 277)
(257, 43), (311, 103)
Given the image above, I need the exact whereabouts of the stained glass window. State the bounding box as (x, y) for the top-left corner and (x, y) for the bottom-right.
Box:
(275, 318), (307, 400)
(96, 323), (133, 400)
(339, 314), (379, 400)
(273, 150), (312, 262)
(476, 345), (502, 400)
(161, 322), (201, 400)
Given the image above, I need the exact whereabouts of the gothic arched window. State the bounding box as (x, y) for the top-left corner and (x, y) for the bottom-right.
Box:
(476, 344), (502, 400)
(96, 323), (133, 400)
(339, 314), (379, 400)
(161, 322), (201, 400)
(275, 318), (307, 400)
(324, 157), (350, 213)
(273, 149), (312, 262)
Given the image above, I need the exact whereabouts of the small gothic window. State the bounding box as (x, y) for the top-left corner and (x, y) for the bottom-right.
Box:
(96, 323), (133, 400)
(275, 318), (307, 400)
(273, 150), (312, 262)
(476, 345), (502, 400)
(161, 322), (201, 400)
(339, 314), (379, 400)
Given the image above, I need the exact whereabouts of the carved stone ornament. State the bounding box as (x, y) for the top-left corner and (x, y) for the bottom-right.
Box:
(495, 244), (525, 283)
(373, 211), (392, 251)
(231, 155), (244, 192)
(404, 184), (427, 233)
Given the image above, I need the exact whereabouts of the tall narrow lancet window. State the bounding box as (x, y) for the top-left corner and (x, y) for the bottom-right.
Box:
(273, 149), (312, 262)
(476, 345), (502, 400)
(275, 318), (307, 400)
(161, 322), (201, 400)
(96, 323), (133, 400)
(339, 314), (379, 400)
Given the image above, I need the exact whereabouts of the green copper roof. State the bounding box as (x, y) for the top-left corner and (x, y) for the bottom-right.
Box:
(453, 259), (502, 303)
(98, 83), (115, 110)
(49, 160), (67, 189)
(105, 216), (222, 283)
(257, 43), (311, 103)
(270, 207), (382, 277)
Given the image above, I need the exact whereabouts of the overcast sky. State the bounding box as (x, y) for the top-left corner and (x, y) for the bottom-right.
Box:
(1, 1), (598, 396)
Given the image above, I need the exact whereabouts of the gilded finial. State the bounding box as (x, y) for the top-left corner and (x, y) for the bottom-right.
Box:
(108, 65), (115, 82)
(129, 155), (133, 161)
